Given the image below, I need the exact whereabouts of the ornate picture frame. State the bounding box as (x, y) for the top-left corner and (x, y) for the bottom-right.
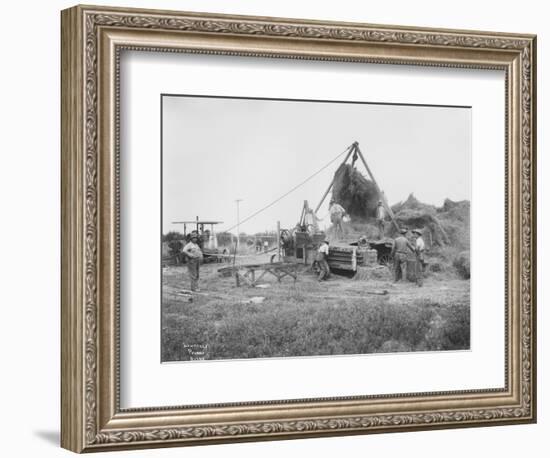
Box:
(61, 4), (536, 453)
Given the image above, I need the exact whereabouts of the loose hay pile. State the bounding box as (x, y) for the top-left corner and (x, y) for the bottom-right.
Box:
(354, 265), (392, 281)
(437, 199), (471, 250)
(328, 166), (470, 279)
(391, 194), (451, 246)
(332, 164), (379, 221)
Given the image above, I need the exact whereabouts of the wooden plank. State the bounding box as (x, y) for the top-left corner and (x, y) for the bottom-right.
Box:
(276, 266), (298, 281)
(235, 263), (299, 287)
(327, 261), (355, 271)
(327, 254), (353, 260)
(253, 269), (269, 285)
(329, 247), (356, 252)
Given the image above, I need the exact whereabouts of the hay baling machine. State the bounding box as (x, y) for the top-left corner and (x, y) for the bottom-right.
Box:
(279, 140), (401, 275)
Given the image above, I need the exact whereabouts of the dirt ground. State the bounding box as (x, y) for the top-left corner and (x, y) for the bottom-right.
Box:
(162, 253), (470, 362)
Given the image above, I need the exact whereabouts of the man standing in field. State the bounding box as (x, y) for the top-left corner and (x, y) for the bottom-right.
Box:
(391, 228), (414, 282)
(316, 240), (331, 281)
(188, 230), (204, 249)
(329, 199), (347, 240)
(375, 200), (386, 239)
(183, 234), (203, 292)
(412, 229), (426, 287)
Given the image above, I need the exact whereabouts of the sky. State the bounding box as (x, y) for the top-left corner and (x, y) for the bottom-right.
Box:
(162, 95), (471, 235)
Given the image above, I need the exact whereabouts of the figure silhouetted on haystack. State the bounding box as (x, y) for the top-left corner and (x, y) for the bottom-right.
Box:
(328, 198), (347, 240)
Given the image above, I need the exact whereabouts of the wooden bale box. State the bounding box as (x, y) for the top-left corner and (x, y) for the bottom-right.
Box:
(311, 233), (326, 246)
(327, 246), (357, 272)
(294, 231), (309, 263)
(357, 248), (378, 267)
(294, 231), (326, 265)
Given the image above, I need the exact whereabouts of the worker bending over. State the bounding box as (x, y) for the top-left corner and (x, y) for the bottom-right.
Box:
(316, 240), (331, 282)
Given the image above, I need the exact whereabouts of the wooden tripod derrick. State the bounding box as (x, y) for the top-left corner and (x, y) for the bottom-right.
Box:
(314, 141), (399, 231)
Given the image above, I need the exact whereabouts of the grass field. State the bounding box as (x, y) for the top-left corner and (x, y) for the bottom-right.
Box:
(161, 253), (470, 362)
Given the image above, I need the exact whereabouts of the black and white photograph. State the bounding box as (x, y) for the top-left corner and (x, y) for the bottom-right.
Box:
(161, 94), (471, 362)
(2, 0), (542, 454)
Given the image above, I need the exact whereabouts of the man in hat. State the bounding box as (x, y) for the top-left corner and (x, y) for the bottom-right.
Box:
(188, 230), (203, 249)
(316, 240), (331, 281)
(329, 199), (347, 240)
(412, 229), (426, 287)
(183, 234), (203, 292)
(391, 228), (414, 282)
(375, 200), (386, 239)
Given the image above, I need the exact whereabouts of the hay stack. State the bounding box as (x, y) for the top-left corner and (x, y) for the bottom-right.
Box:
(332, 164), (379, 220)
(441, 198), (470, 217)
(438, 199), (470, 250)
(329, 164), (470, 255)
(392, 194), (450, 246)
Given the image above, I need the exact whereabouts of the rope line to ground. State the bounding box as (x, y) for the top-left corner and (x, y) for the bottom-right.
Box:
(223, 144), (354, 233)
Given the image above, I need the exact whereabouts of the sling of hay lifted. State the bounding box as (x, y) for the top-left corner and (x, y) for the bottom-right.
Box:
(332, 164), (452, 248)
(332, 163), (380, 220)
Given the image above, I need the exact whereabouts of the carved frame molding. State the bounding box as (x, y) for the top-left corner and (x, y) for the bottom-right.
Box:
(61, 5), (536, 453)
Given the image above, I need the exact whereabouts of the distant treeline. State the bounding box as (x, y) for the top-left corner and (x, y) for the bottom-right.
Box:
(162, 230), (277, 247)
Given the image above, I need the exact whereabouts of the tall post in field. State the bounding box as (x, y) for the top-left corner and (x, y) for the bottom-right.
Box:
(235, 199), (242, 251)
(276, 221), (281, 262)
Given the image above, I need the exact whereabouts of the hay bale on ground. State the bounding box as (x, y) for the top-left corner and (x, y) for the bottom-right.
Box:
(354, 265), (392, 281)
(453, 251), (470, 279)
(332, 164), (379, 220)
